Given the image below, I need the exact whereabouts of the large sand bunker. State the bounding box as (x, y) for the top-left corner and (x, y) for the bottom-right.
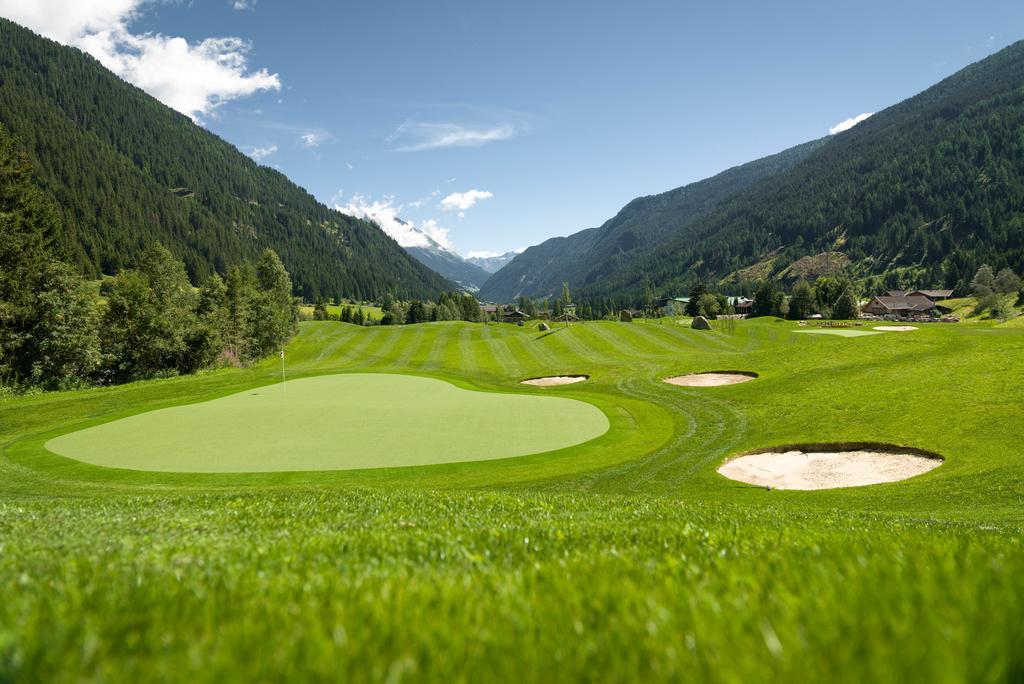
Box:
(663, 371), (758, 387)
(718, 444), (943, 490)
(875, 325), (918, 332)
(521, 375), (589, 387)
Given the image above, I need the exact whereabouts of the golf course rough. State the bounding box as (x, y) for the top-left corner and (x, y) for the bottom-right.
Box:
(45, 374), (610, 472)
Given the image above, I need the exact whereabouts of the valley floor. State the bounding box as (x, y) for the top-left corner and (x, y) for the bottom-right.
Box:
(2, 318), (1024, 682)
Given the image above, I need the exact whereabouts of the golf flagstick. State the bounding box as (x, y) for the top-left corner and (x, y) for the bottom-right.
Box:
(280, 349), (286, 392)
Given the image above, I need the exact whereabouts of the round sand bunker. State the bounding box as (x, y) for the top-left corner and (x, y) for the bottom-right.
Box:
(718, 444), (942, 490)
(875, 325), (918, 332)
(521, 375), (589, 387)
(663, 371), (757, 387)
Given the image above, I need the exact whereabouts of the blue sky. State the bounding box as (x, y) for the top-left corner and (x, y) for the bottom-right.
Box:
(3, 1), (1023, 257)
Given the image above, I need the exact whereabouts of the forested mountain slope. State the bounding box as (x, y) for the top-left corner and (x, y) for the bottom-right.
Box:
(479, 139), (826, 301)
(597, 39), (1024, 300)
(0, 18), (450, 300)
(485, 41), (1024, 303)
(405, 243), (493, 291)
(394, 219), (492, 290)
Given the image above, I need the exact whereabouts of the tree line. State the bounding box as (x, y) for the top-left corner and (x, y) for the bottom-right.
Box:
(1, 128), (297, 392)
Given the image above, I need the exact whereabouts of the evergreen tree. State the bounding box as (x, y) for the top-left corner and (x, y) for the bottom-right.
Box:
(788, 280), (816, 320)
(0, 124), (93, 387)
(192, 273), (230, 369)
(313, 297), (329, 320)
(685, 282), (709, 317)
(248, 249), (298, 358)
(224, 264), (256, 362)
(751, 281), (782, 318)
(406, 300), (427, 324)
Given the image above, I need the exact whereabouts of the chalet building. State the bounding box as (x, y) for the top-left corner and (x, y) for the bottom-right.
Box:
(727, 296), (754, 313)
(886, 289), (953, 302)
(861, 295), (937, 318)
(655, 296), (689, 312)
(502, 309), (530, 324)
(905, 289), (954, 302)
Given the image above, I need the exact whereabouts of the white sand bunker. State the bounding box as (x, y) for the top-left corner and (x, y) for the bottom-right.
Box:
(521, 375), (589, 387)
(875, 325), (918, 332)
(718, 445), (943, 490)
(663, 371), (757, 387)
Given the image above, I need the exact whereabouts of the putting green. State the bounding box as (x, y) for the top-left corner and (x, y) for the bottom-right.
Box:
(793, 328), (881, 337)
(45, 374), (610, 472)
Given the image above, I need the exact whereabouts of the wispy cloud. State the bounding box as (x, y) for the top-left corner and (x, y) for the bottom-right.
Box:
(387, 121), (519, 151)
(248, 144), (277, 161)
(829, 112), (874, 135)
(299, 132), (321, 148)
(232, 0), (256, 10)
(0, 0), (280, 122)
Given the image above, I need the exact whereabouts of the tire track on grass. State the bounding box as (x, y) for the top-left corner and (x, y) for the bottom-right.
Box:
(556, 376), (748, 494)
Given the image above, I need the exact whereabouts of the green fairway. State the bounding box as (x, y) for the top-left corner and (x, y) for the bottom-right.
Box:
(792, 327), (881, 337)
(5, 318), (1024, 681)
(45, 374), (609, 472)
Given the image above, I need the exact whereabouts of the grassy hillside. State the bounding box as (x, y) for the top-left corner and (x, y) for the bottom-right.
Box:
(3, 319), (1024, 680)
(0, 18), (451, 300)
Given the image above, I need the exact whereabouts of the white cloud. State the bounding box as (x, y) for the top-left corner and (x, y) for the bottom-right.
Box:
(440, 189), (493, 212)
(299, 133), (320, 148)
(232, 0), (255, 9)
(0, 0), (280, 121)
(829, 112), (874, 135)
(346, 161), (354, 170)
(248, 144), (277, 161)
(334, 194), (456, 252)
(417, 219), (453, 250)
(387, 121), (518, 151)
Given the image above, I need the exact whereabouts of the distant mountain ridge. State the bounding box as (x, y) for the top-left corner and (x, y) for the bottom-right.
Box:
(482, 41), (1024, 303)
(466, 251), (521, 274)
(0, 17), (451, 300)
(396, 221), (492, 290)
